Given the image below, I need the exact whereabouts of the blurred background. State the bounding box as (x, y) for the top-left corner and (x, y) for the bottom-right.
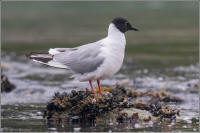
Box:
(2, 1), (198, 65)
(1, 1), (199, 132)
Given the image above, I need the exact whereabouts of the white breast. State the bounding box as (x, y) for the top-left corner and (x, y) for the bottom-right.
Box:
(76, 23), (126, 81)
(95, 23), (126, 79)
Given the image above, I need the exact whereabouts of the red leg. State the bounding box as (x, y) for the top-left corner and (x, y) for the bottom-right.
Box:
(97, 80), (102, 94)
(89, 80), (96, 94)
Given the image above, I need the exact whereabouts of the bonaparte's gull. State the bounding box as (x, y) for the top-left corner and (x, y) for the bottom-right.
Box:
(26, 17), (139, 94)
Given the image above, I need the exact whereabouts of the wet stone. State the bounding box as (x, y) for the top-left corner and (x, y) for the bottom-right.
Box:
(1, 74), (16, 93)
(43, 87), (181, 124)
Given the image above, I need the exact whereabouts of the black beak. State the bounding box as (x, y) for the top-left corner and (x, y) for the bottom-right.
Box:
(130, 26), (139, 31)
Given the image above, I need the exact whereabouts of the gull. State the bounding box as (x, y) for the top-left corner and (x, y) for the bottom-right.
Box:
(26, 17), (139, 94)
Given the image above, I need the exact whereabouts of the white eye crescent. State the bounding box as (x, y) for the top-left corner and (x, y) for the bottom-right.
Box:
(125, 22), (129, 25)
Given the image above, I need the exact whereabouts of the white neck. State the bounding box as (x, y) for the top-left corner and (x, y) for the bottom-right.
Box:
(107, 23), (125, 40)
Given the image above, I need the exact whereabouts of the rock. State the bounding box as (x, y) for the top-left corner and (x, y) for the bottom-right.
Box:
(43, 87), (181, 124)
(117, 108), (157, 123)
(1, 74), (16, 93)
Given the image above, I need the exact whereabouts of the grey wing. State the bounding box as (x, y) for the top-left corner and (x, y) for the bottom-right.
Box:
(53, 43), (105, 74)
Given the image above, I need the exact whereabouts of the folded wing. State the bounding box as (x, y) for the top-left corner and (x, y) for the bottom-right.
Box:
(26, 42), (105, 74)
(54, 43), (105, 74)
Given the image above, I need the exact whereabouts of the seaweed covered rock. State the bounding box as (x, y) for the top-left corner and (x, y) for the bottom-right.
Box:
(1, 74), (16, 93)
(43, 86), (181, 123)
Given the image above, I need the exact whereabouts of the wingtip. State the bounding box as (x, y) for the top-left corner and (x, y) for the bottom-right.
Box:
(25, 51), (49, 58)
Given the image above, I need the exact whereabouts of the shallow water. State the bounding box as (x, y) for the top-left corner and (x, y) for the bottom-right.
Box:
(1, 51), (199, 132)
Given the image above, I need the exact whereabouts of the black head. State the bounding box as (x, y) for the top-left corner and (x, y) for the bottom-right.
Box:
(112, 17), (139, 33)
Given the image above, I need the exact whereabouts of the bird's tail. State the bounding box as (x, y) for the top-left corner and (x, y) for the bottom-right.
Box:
(25, 51), (68, 69)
